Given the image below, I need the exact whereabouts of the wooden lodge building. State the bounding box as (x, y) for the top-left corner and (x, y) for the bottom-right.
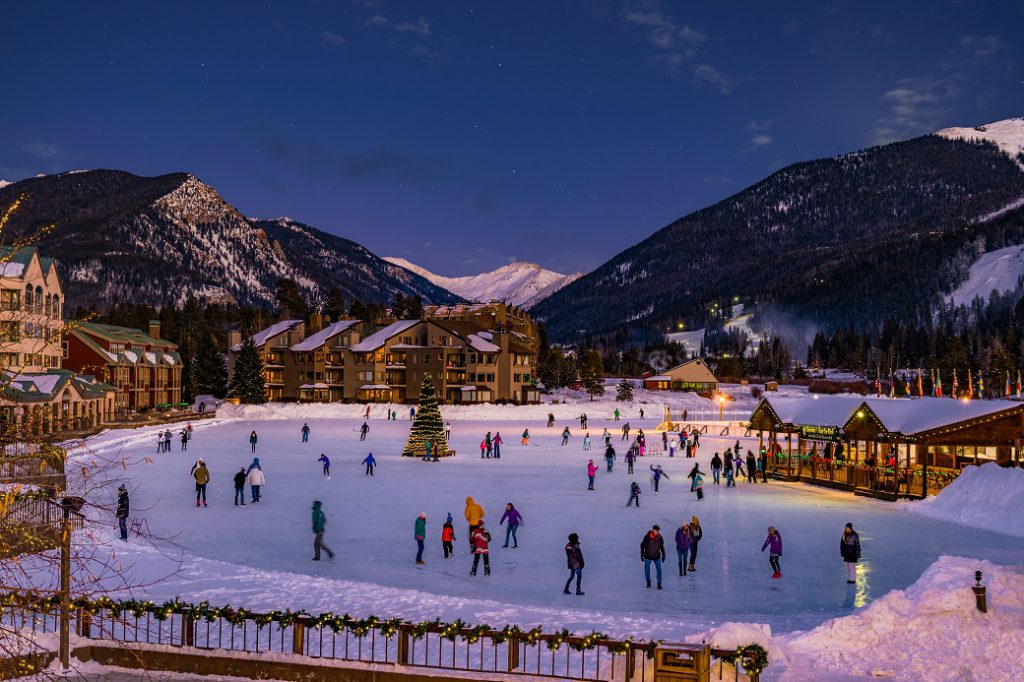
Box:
(748, 395), (1024, 499)
(643, 359), (719, 393)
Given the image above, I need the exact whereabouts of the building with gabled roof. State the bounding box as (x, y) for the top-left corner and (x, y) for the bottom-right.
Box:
(63, 321), (181, 413)
(289, 318), (362, 402)
(227, 320), (305, 401)
(0, 246), (65, 373)
(644, 358), (718, 393)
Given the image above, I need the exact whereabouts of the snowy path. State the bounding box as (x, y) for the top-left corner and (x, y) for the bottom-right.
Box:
(63, 413), (1023, 643)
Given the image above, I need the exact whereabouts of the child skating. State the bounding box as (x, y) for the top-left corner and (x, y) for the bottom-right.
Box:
(318, 453), (331, 478)
(761, 526), (783, 578)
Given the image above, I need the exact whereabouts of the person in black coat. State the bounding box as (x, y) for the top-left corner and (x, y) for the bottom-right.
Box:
(841, 522), (861, 584)
(233, 467), (247, 506)
(116, 485), (130, 541)
(640, 526), (666, 589)
(563, 533), (585, 595)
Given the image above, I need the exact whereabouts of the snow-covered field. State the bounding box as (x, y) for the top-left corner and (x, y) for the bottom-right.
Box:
(949, 243), (1024, 308)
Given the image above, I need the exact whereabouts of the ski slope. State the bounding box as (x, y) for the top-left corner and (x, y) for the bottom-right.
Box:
(949, 243), (1024, 307)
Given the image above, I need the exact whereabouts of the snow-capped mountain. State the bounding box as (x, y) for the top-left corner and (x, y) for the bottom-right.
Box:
(0, 170), (459, 312)
(534, 117), (1024, 341)
(383, 257), (582, 308)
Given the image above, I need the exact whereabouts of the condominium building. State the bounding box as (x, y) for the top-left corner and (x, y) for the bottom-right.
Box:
(0, 246), (65, 371)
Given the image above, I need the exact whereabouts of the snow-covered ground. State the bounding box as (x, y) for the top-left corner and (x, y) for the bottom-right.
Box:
(949, 243), (1024, 308)
(903, 463), (1024, 539)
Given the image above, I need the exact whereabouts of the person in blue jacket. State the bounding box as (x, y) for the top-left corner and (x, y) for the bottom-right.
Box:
(362, 452), (376, 476)
(317, 453), (331, 478)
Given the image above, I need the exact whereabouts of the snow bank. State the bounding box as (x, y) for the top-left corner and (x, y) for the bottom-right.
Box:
(691, 556), (1024, 681)
(904, 463), (1024, 539)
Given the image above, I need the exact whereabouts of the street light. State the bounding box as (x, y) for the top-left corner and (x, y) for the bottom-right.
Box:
(718, 395), (725, 421)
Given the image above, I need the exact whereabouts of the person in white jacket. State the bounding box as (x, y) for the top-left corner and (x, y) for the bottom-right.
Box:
(247, 464), (266, 503)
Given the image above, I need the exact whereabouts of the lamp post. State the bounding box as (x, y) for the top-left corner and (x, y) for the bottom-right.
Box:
(59, 499), (71, 670)
(718, 395), (725, 421)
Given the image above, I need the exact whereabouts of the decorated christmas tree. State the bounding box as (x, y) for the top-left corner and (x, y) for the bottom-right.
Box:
(402, 374), (448, 456)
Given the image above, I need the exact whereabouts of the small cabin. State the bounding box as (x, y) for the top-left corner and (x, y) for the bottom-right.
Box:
(645, 359), (718, 393)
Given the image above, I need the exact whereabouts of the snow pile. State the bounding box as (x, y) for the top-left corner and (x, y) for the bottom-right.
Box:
(771, 556), (1024, 681)
(904, 463), (1024, 538)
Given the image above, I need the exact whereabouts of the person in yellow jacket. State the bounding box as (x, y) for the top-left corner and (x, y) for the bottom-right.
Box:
(464, 496), (485, 554)
(191, 458), (210, 508)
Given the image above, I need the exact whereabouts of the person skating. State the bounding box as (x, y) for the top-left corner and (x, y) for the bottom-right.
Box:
(180, 429), (188, 451)
(662, 431), (668, 453)
(521, 428), (530, 446)
(710, 452), (722, 485)
(441, 518), (456, 558)
(445, 421), (452, 440)
(247, 461), (265, 503)
(192, 458), (209, 507)
(116, 484), (130, 541)
(493, 432), (502, 458)
(579, 413), (586, 429)
(674, 523), (691, 576)
(311, 500), (334, 560)
(625, 447), (636, 474)
(761, 526), (783, 578)
(613, 408), (620, 421)
(626, 481), (641, 507)
(414, 513), (427, 564)
(640, 525), (665, 589)
(318, 453), (331, 478)
(547, 413), (555, 427)
(301, 423), (310, 443)
(563, 533), (585, 595)
(500, 502), (522, 548)
(604, 444), (615, 472)
(841, 522), (861, 584)
(561, 427), (571, 446)
(409, 406), (416, 421)
(724, 451), (735, 487)
(480, 439), (488, 458)
(694, 471), (704, 500)
(734, 451), (745, 480)
(233, 467), (246, 505)
(246, 457), (262, 475)
(485, 432), (493, 457)
(423, 438), (433, 462)
(602, 428), (611, 447)
(164, 430), (172, 452)
(586, 460), (598, 490)
(362, 452), (376, 476)
(686, 462), (704, 492)
(464, 496), (485, 553)
(621, 423), (630, 441)
(746, 451), (757, 484)
(688, 516), (702, 572)
(249, 430), (258, 453)
(156, 432), (164, 454)
(758, 449), (768, 482)
(583, 433), (591, 451)
(470, 522), (491, 576)
(359, 422), (369, 441)
(649, 464), (668, 494)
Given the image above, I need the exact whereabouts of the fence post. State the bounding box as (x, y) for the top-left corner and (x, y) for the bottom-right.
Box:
(625, 648), (636, 680)
(181, 614), (195, 647)
(396, 625), (410, 665)
(507, 636), (520, 671)
(76, 609), (91, 638)
(292, 617), (306, 655)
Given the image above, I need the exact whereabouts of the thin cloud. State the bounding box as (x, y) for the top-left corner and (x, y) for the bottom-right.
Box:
(394, 18), (431, 37)
(364, 15), (389, 27)
(21, 140), (63, 159)
(622, 4), (712, 78)
(750, 134), (774, 148)
(692, 64), (734, 94)
(319, 31), (345, 46)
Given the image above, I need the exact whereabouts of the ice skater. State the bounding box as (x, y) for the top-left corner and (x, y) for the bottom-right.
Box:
(180, 429), (188, 451)
(650, 464), (668, 494)
(625, 447), (636, 474)
(445, 422), (452, 439)
(441, 518), (456, 558)
(414, 513), (427, 564)
(626, 481), (641, 507)
(841, 522), (861, 584)
(362, 452), (376, 476)
(485, 432), (493, 457)
(249, 430), (258, 453)
(500, 502), (522, 548)
(583, 433), (591, 451)
(470, 522), (491, 576)
(674, 522), (691, 576)
(688, 516), (702, 572)
(301, 423), (310, 443)
(761, 526), (783, 578)
(318, 453), (331, 478)
(116, 484), (130, 541)
(687, 462), (705, 492)
(710, 452), (722, 485)
(561, 427), (571, 446)
(247, 461), (265, 503)
(604, 444), (615, 472)
(359, 422), (369, 441)
(233, 467), (246, 505)
(586, 460), (598, 490)
(694, 471), (704, 500)
(746, 451), (758, 484)
(521, 428), (530, 445)
(640, 525), (665, 589)
(563, 533), (584, 595)
(311, 500), (334, 560)
(192, 458), (209, 507)
(493, 432), (502, 458)
(464, 496), (485, 553)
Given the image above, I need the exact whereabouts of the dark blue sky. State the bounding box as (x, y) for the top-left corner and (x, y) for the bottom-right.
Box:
(3, 2), (1021, 275)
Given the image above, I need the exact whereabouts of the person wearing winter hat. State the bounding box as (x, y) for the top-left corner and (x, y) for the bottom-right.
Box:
(414, 513), (427, 564)
(640, 525), (665, 589)
(563, 533), (585, 595)
(116, 485), (130, 541)
(840, 522), (861, 584)
(470, 522), (491, 576)
(688, 516), (703, 572)
(761, 526), (783, 578)
(192, 459), (210, 508)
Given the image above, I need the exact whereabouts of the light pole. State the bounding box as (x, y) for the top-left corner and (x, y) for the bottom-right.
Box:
(59, 499), (71, 670)
(718, 395), (725, 421)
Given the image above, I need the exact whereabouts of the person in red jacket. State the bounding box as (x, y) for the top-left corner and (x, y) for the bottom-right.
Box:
(470, 522), (491, 576)
(441, 519), (456, 559)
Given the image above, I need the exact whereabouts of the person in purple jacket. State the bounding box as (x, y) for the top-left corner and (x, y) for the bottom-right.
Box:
(674, 523), (692, 576)
(761, 526), (783, 578)
(500, 502), (523, 548)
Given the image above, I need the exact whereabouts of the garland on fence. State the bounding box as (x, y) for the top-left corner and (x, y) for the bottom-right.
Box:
(0, 592), (669, 660)
(719, 643), (769, 676)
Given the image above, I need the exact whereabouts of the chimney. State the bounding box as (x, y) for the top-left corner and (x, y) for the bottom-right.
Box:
(228, 330), (242, 349)
(148, 320), (161, 340)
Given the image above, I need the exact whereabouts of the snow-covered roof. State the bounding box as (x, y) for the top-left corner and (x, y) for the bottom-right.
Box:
(467, 333), (500, 353)
(350, 320), (419, 353)
(647, 375), (673, 381)
(859, 397), (1021, 436)
(360, 384), (391, 390)
(232, 320), (303, 352)
(290, 320), (359, 352)
(299, 383), (331, 389)
(756, 396), (863, 428)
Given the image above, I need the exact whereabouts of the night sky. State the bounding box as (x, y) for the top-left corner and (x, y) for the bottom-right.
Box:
(2, 2), (1021, 275)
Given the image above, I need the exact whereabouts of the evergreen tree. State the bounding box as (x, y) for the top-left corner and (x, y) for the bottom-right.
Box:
(228, 337), (266, 404)
(580, 349), (605, 401)
(407, 294), (424, 320)
(275, 278), (308, 320)
(402, 374), (447, 456)
(392, 293), (408, 319)
(195, 335), (229, 398)
(324, 287), (346, 321)
(615, 379), (634, 402)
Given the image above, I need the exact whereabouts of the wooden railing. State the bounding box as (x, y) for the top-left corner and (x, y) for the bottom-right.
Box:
(0, 596), (765, 681)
